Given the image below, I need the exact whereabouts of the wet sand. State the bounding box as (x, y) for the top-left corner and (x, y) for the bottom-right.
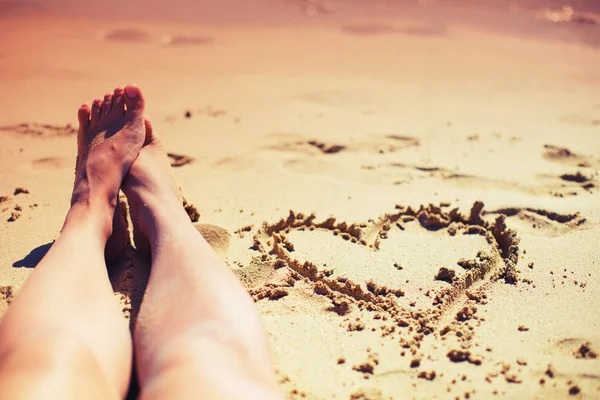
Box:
(1, 2), (599, 398)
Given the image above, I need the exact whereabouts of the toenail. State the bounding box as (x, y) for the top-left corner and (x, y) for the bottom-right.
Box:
(125, 86), (138, 98)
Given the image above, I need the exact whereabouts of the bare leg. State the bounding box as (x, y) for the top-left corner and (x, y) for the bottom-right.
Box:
(0, 86), (147, 399)
(124, 121), (282, 400)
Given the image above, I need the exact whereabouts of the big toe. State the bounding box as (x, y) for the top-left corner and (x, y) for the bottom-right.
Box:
(124, 85), (145, 116)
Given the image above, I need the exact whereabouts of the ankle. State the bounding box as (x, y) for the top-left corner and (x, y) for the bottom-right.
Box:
(63, 201), (114, 240)
(128, 193), (191, 241)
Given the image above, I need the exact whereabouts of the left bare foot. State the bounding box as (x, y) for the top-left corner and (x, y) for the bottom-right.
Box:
(71, 85), (146, 243)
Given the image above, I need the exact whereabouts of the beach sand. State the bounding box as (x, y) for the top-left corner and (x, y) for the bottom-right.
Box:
(0, 1), (599, 398)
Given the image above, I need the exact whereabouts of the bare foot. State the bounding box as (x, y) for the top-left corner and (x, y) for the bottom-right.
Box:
(122, 119), (187, 258)
(72, 85), (146, 239)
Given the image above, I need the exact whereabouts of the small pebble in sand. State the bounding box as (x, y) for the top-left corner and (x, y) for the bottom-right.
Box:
(518, 325), (529, 332)
(574, 342), (598, 359)
(8, 211), (21, 222)
(545, 364), (555, 378)
(352, 362), (374, 374)
(418, 370), (436, 381)
(568, 386), (580, 395)
(347, 321), (365, 332)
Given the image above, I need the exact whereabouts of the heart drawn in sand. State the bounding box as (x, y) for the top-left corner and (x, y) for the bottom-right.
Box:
(243, 202), (522, 355)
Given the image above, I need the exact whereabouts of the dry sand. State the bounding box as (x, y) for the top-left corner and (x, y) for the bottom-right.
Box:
(1, 1), (600, 398)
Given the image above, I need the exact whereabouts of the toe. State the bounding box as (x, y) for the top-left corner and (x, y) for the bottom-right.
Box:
(101, 93), (113, 116)
(90, 99), (103, 130)
(77, 104), (90, 158)
(78, 104), (91, 133)
(124, 85), (145, 116)
(111, 87), (125, 117)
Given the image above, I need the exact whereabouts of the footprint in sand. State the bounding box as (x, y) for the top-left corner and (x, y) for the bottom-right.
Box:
(0, 123), (76, 137)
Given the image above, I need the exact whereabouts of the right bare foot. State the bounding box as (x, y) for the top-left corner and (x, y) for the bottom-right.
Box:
(122, 119), (189, 257)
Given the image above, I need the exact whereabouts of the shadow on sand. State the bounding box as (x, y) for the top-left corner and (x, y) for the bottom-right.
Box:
(13, 242), (53, 268)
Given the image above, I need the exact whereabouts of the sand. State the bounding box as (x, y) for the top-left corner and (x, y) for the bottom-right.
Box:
(1, 1), (600, 398)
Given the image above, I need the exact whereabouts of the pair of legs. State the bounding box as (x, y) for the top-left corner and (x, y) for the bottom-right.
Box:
(0, 86), (280, 399)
